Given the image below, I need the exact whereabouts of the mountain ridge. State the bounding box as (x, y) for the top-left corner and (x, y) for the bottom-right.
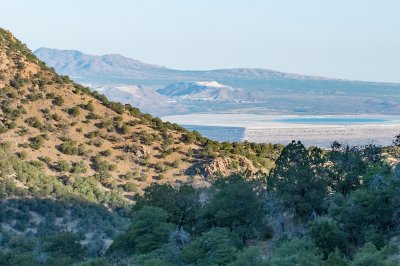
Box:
(34, 47), (345, 82)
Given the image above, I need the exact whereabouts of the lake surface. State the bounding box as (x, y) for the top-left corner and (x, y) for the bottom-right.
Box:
(274, 117), (388, 124)
(183, 125), (245, 142)
(163, 114), (400, 146)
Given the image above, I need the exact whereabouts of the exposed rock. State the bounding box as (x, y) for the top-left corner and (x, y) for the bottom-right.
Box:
(204, 156), (264, 178)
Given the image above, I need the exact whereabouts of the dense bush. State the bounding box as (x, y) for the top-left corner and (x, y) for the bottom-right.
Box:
(59, 140), (80, 155)
(29, 135), (45, 150)
(68, 106), (81, 117)
(52, 95), (64, 106)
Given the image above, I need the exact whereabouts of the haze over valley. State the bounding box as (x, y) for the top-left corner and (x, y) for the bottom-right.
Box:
(35, 48), (400, 146)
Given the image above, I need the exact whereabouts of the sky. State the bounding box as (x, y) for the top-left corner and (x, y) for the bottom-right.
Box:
(1, 0), (399, 83)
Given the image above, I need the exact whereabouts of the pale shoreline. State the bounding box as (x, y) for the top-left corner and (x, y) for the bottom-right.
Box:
(244, 126), (400, 147)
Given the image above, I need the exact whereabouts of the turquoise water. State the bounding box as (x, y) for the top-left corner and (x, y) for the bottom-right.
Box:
(182, 125), (245, 142)
(274, 117), (388, 124)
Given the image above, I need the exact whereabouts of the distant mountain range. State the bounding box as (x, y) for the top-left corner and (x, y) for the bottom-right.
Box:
(34, 48), (400, 116)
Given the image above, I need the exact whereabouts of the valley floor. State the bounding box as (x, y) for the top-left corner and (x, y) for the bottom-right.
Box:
(163, 114), (400, 147)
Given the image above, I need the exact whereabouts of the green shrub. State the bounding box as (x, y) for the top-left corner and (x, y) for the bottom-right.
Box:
(25, 117), (42, 129)
(56, 160), (72, 172)
(84, 101), (94, 111)
(52, 95), (64, 106)
(29, 135), (45, 150)
(72, 161), (87, 174)
(100, 150), (112, 157)
(124, 182), (138, 192)
(68, 106), (80, 117)
(59, 140), (79, 155)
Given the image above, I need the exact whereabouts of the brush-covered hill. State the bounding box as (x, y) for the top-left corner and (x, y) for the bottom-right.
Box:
(0, 28), (283, 206)
(0, 27), (282, 262)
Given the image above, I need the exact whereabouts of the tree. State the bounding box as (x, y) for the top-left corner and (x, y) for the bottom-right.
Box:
(268, 141), (328, 218)
(324, 249), (348, 266)
(227, 246), (267, 266)
(109, 206), (173, 254)
(200, 175), (266, 241)
(328, 144), (367, 195)
(0, 251), (37, 266)
(133, 184), (200, 231)
(393, 134), (400, 147)
(267, 237), (323, 266)
(350, 243), (392, 266)
(182, 227), (242, 265)
(44, 232), (85, 263)
(309, 221), (347, 258)
(330, 187), (397, 246)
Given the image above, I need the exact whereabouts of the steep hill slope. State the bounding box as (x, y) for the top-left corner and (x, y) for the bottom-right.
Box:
(0, 29), (282, 206)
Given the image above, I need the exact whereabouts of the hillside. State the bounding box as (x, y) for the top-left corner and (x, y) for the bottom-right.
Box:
(0, 27), (285, 263)
(0, 28), (282, 205)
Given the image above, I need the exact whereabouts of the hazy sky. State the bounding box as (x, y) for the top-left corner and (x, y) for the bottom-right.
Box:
(1, 0), (399, 82)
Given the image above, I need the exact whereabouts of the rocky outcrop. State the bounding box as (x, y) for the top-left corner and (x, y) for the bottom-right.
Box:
(204, 156), (265, 178)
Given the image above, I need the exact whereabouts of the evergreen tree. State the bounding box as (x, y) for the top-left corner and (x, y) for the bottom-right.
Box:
(268, 141), (328, 218)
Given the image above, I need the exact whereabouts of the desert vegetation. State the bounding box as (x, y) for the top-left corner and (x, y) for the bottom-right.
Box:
(1, 28), (400, 265)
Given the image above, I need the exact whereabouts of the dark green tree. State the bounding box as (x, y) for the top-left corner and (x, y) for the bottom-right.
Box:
(133, 183), (200, 231)
(309, 221), (347, 258)
(324, 249), (348, 266)
(44, 232), (86, 264)
(328, 144), (367, 195)
(227, 246), (267, 266)
(182, 227), (242, 266)
(267, 237), (323, 266)
(350, 242), (392, 266)
(200, 175), (266, 241)
(268, 141), (329, 218)
(330, 187), (397, 246)
(109, 206), (174, 254)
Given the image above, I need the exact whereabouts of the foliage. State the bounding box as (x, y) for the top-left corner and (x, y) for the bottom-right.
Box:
(330, 186), (398, 246)
(200, 175), (266, 240)
(328, 143), (368, 195)
(182, 227), (242, 266)
(227, 246), (267, 266)
(350, 243), (395, 266)
(29, 135), (45, 150)
(267, 237), (323, 266)
(52, 95), (64, 106)
(68, 105), (81, 117)
(309, 221), (347, 258)
(133, 183), (200, 231)
(44, 232), (86, 263)
(268, 141), (328, 218)
(109, 206), (174, 254)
